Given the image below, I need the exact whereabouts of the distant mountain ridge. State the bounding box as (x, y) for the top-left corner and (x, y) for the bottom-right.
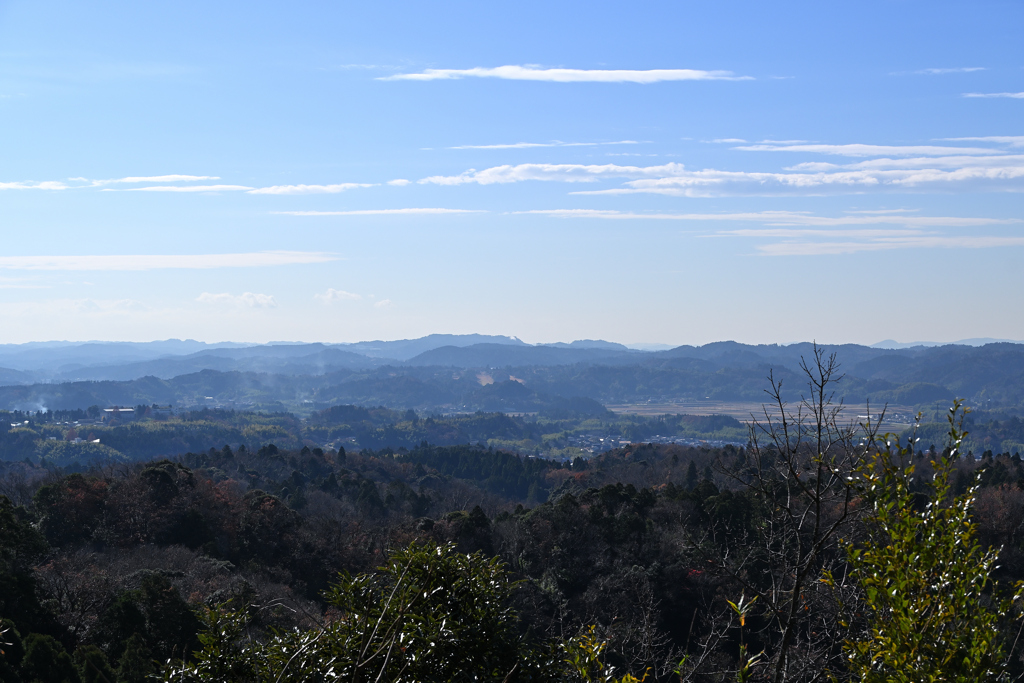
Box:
(6, 335), (1024, 413)
(338, 334), (528, 360)
(872, 338), (1024, 349)
(0, 335), (633, 382)
(3, 336), (1024, 414)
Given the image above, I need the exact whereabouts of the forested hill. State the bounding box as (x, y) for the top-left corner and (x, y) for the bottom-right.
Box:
(4, 341), (1024, 414)
(4, 433), (1024, 681)
(0, 405), (748, 467)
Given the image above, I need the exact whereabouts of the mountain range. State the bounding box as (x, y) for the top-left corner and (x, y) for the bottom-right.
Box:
(1, 335), (1024, 414)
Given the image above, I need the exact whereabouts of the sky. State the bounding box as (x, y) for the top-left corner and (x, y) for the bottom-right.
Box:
(0, 0), (1021, 347)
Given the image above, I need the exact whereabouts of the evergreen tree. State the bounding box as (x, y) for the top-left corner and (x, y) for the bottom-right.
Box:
(684, 460), (699, 489)
(74, 645), (115, 683)
(116, 634), (154, 683)
(0, 619), (25, 683)
(20, 633), (80, 683)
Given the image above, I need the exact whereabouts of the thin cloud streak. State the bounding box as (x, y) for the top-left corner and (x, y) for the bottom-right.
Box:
(911, 67), (986, 75)
(517, 209), (1016, 227)
(571, 164), (1024, 196)
(248, 183), (376, 195)
(524, 209), (1024, 256)
(420, 162), (687, 185)
(381, 65), (751, 83)
(787, 154), (1024, 171)
(0, 181), (68, 190)
(81, 175), (219, 186)
(734, 143), (1004, 156)
(450, 140), (639, 150)
(421, 156), (1024, 195)
(758, 235), (1024, 256)
(114, 184), (254, 192)
(943, 136), (1024, 147)
(275, 208), (484, 216)
(724, 228), (925, 238)
(105, 182), (377, 194)
(963, 92), (1024, 99)
(0, 251), (336, 271)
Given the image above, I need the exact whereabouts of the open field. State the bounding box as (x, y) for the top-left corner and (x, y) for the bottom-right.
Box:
(606, 400), (918, 433)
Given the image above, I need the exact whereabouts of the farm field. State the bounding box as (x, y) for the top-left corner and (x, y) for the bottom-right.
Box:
(606, 400), (917, 433)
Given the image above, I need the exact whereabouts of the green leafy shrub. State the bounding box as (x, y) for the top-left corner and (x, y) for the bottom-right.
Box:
(844, 401), (1024, 681)
(163, 541), (553, 682)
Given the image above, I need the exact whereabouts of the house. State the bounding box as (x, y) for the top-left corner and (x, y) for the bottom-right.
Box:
(102, 407), (135, 422)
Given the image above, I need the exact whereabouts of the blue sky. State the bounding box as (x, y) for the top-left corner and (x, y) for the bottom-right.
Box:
(0, 1), (1021, 346)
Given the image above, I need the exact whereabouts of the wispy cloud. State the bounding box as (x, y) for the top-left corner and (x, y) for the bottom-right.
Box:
(0, 181), (68, 190)
(387, 179), (411, 186)
(706, 138), (747, 143)
(420, 155), (1024, 196)
(114, 184), (254, 192)
(942, 136), (1024, 147)
(247, 183), (376, 195)
(275, 208), (484, 216)
(517, 209), (1015, 227)
(420, 162), (686, 185)
(0, 251), (335, 271)
(734, 143), (1003, 156)
(92, 178), (377, 194)
(581, 163), (1024, 196)
(449, 140), (640, 150)
(78, 174), (219, 186)
(374, 299), (393, 308)
(381, 65), (751, 83)
(757, 235), (1024, 256)
(787, 154), (1024, 171)
(725, 227), (924, 239)
(197, 292), (277, 308)
(523, 208), (1024, 256)
(844, 209), (918, 214)
(315, 288), (361, 303)
(963, 92), (1024, 99)
(900, 67), (987, 75)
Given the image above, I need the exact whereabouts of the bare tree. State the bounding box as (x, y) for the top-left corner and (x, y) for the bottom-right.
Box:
(685, 344), (879, 682)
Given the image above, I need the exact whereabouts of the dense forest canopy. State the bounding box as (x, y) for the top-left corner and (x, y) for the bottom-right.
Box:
(2, 348), (1024, 681)
(3, 416), (1024, 680)
(0, 404), (749, 469)
(0, 397), (1019, 472)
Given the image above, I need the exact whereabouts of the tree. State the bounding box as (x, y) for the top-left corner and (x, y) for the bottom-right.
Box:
(692, 345), (873, 682)
(163, 541), (645, 683)
(684, 460), (699, 490)
(20, 633), (80, 683)
(0, 497), (52, 637)
(843, 401), (1024, 681)
(116, 634), (154, 683)
(32, 474), (107, 547)
(93, 572), (200, 664)
(74, 645), (115, 683)
(0, 619), (26, 682)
